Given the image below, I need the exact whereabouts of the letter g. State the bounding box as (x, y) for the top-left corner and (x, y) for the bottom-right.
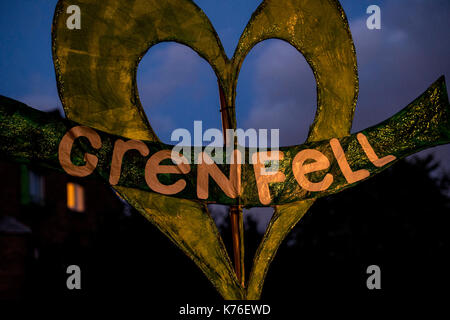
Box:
(58, 126), (101, 177)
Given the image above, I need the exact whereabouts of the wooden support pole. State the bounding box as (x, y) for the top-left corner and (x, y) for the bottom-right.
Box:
(218, 82), (245, 287)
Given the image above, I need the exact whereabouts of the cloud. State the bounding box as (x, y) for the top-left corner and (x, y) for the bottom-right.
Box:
(146, 113), (176, 135)
(244, 207), (274, 234)
(208, 204), (274, 234)
(241, 40), (317, 146)
(348, 1), (450, 127)
(138, 43), (205, 107)
(349, 0), (450, 171)
(19, 93), (61, 112)
(16, 73), (62, 113)
(137, 43), (219, 135)
(241, 0), (450, 171)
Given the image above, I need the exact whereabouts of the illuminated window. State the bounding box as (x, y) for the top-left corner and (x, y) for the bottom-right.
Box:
(29, 170), (45, 205)
(67, 182), (85, 212)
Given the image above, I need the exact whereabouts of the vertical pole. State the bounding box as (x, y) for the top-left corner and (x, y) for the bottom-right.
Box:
(218, 82), (245, 287)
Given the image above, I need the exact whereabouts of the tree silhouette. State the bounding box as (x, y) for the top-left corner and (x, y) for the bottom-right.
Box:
(262, 155), (450, 301)
(21, 155), (449, 307)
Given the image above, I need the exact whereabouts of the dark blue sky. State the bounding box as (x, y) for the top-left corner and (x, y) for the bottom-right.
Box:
(1, 0), (449, 230)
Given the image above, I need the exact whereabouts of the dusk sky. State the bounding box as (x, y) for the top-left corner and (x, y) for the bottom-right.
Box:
(1, 0), (449, 230)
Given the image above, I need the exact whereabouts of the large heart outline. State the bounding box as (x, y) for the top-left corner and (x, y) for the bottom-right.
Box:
(52, 0), (358, 299)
